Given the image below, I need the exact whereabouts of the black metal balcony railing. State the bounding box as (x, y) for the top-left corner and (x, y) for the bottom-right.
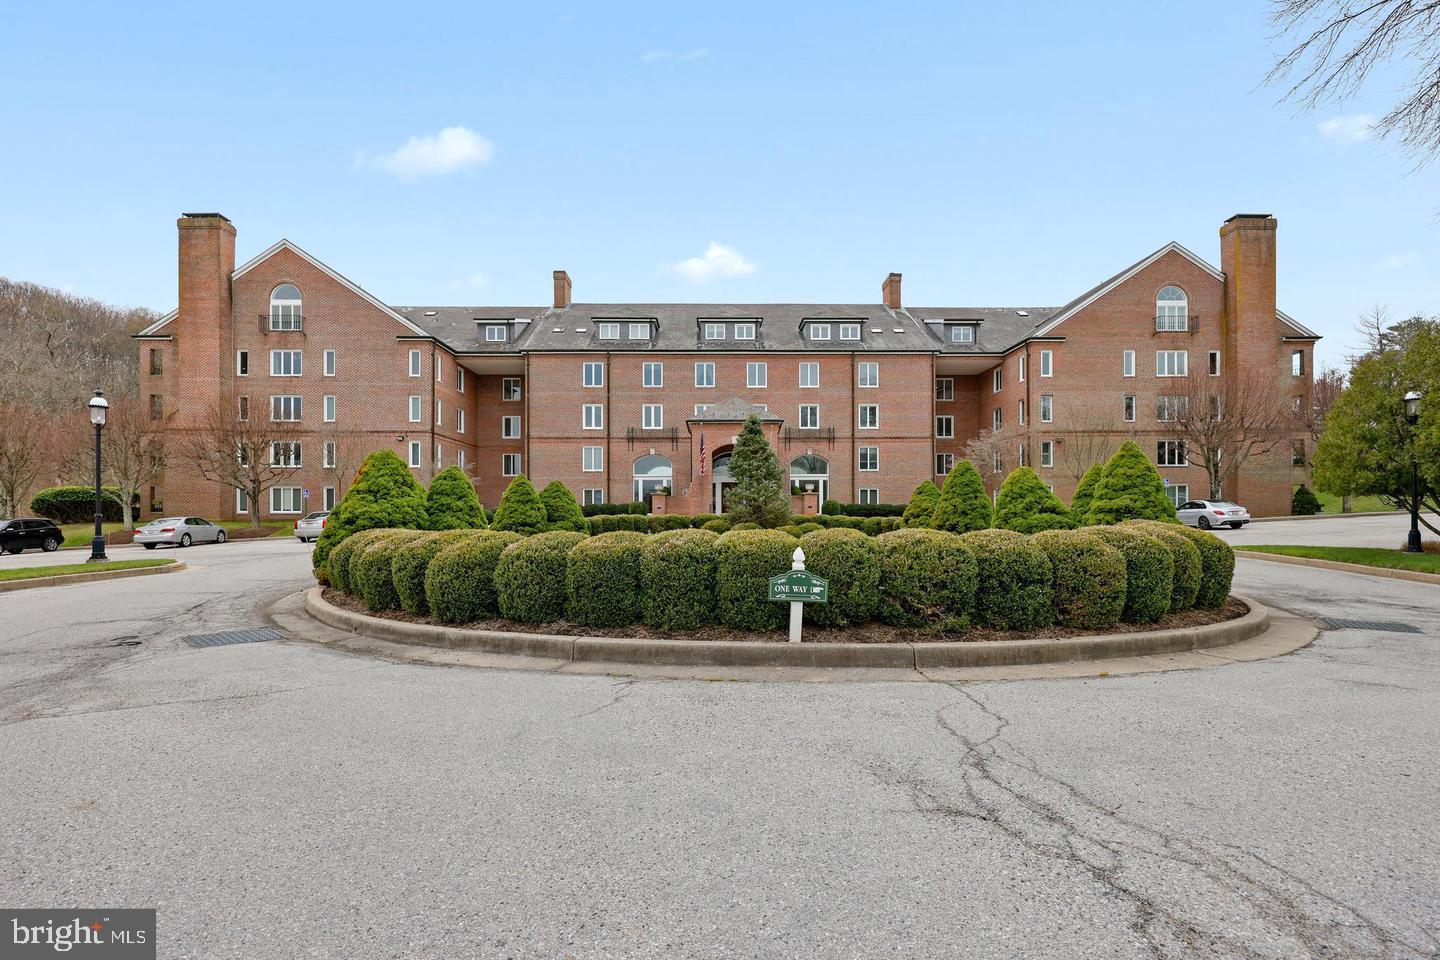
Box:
(626, 426), (680, 448)
(1152, 315), (1199, 335)
(260, 314), (305, 334)
(781, 426), (836, 448)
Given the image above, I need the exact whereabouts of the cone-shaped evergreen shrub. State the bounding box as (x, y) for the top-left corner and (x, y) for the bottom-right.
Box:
(930, 460), (992, 534)
(424, 531), (522, 624)
(424, 466), (486, 531)
(799, 528), (879, 627)
(714, 529), (798, 630)
(540, 480), (588, 532)
(1029, 529), (1126, 629)
(1069, 462), (1104, 521)
(726, 415), (790, 528)
(1121, 520), (1201, 612)
(1291, 484), (1321, 516)
(495, 530), (587, 623)
(1084, 441), (1178, 525)
(393, 529), (484, 615)
(327, 527), (397, 595)
(491, 476), (549, 535)
(958, 529), (1053, 630)
(992, 467), (1076, 534)
(902, 480), (941, 528)
(313, 450), (427, 577)
(352, 530), (428, 612)
(1081, 526), (1173, 623)
(873, 528), (977, 630)
(1168, 525), (1235, 608)
(642, 529), (720, 631)
(566, 531), (648, 627)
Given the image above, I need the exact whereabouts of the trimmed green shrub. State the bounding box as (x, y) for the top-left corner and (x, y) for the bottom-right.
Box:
(1069, 462), (1104, 521)
(352, 530), (428, 612)
(1122, 521), (1202, 612)
(822, 499), (843, 515)
(797, 522), (823, 534)
(30, 485), (129, 523)
(691, 513), (721, 527)
(1081, 526), (1173, 623)
(540, 480), (588, 532)
(392, 529), (483, 615)
(1029, 529), (1126, 629)
(491, 476), (549, 534)
(495, 530), (587, 623)
(701, 518), (732, 533)
(647, 515), (692, 533)
(835, 502), (907, 518)
(313, 450), (428, 577)
(642, 528), (720, 631)
(797, 528), (879, 627)
(874, 528), (977, 630)
(958, 529), (1053, 630)
(424, 531), (523, 624)
(565, 532), (648, 627)
(1084, 441), (1179, 525)
(589, 515), (649, 534)
(714, 529), (799, 630)
(931, 460), (992, 534)
(1170, 525), (1235, 608)
(993, 467), (1075, 534)
(778, 524), (804, 537)
(732, 522), (761, 531)
(327, 527), (397, 595)
(423, 466), (486, 530)
(1291, 484), (1321, 516)
(901, 481), (941, 528)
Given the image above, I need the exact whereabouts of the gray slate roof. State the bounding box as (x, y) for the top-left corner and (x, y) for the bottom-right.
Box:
(687, 397), (784, 422)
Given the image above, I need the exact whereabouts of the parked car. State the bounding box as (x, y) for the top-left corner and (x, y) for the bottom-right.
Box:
(0, 518), (63, 554)
(294, 511), (330, 542)
(1176, 500), (1251, 530)
(133, 516), (227, 549)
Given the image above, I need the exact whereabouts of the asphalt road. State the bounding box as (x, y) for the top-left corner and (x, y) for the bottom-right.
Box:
(1, 533), (1437, 959)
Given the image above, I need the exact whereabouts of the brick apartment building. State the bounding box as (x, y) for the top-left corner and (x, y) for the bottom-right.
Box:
(135, 212), (1317, 523)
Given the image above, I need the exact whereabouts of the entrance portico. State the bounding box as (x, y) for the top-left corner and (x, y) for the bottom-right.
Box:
(680, 398), (785, 515)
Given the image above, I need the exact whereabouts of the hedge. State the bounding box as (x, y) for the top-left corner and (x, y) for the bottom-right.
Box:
(874, 528), (977, 630)
(992, 467), (1075, 534)
(1170, 525), (1235, 609)
(581, 501), (650, 516)
(495, 530), (587, 623)
(314, 450), (427, 578)
(714, 529), (798, 630)
(642, 529), (720, 631)
(540, 480), (588, 532)
(352, 530), (428, 612)
(424, 531), (523, 624)
(326, 527), (396, 595)
(701, 518), (732, 533)
(1122, 521), (1202, 612)
(392, 529), (484, 616)
(832, 502), (907, 518)
(1081, 526), (1174, 623)
(30, 486), (130, 523)
(425, 466), (486, 530)
(959, 529), (1053, 630)
(1029, 529), (1126, 629)
(566, 531), (648, 627)
(799, 528), (879, 627)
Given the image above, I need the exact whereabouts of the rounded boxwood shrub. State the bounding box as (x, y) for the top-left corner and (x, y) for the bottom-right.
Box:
(1122, 521), (1202, 612)
(642, 528), (719, 631)
(1029, 529), (1126, 629)
(327, 527), (395, 595)
(491, 476), (549, 535)
(495, 530), (588, 623)
(566, 531), (648, 627)
(1170, 525), (1235, 609)
(424, 531), (523, 624)
(313, 450), (428, 578)
(799, 528), (879, 627)
(540, 480), (588, 532)
(392, 529), (485, 616)
(731, 522), (761, 531)
(714, 529), (799, 631)
(778, 524), (804, 537)
(993, 467), (1076, 534)
(958, 529), (1053, 630)
(701, 518), (731, 534)
(931, 460), (992, 534)
(874, 528), (977, 630)
(797, 522), (823, 534)
(353, 530), (428, 612)
(30, 485), (128, 523)
(424, 466), (486, 530)
(1081, 526), (1173, 623)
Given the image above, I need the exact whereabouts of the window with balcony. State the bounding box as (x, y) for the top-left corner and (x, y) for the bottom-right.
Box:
(1156, 286), (1188, 331)
(642, 404), (663, 429)
(269, 284), (302, 331)
(799, 404), (819, 429)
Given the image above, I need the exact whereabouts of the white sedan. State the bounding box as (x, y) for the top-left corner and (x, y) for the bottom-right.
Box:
(1176, 500), (1251, 530)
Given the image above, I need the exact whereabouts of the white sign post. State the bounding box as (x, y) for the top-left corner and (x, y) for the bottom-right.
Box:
(788, 546), (805, 644)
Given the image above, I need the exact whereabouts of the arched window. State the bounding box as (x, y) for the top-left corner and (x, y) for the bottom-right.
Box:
(1155, 286), (1187, 332)
(270, 284), (302, 331)
(632, 454), (672, 505)
(789, 454), (829, 501)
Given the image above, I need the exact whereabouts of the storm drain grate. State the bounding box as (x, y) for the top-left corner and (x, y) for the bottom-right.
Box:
(183, 627), (284, 648)
(1319, 617), (1422, 634)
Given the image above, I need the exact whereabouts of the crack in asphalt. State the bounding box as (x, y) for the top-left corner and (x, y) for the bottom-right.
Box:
(573, 677), (638, 719)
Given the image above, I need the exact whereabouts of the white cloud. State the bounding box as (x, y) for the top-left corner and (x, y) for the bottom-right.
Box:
(356, 126), (494, 179)
(671, 242), (757, 283)
(1375, 252), (1421, 271)
(642, 48), (709, 63)
(1317, 114), (1376, 144)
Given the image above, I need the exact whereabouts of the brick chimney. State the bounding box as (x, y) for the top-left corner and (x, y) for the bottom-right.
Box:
(175, 212), (236, 424)
(1219, 214), (1278, 366)
(553, 269), (572, 309)
(882, 272), (902, 309)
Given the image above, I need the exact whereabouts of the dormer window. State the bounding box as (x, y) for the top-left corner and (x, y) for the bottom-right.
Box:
(950, 325), (975, 343)
(807, 323), (831, 341)
(628, 322), (651, 341)
(484, 325), (508, 342)
(734, 322), (756, 340)
(704, 322), (725, 340)
(597, 322), (620, 340)
(269, 284), (302, 331)
(1156, 286), (1188, 332)
(839, 322), (861, 341)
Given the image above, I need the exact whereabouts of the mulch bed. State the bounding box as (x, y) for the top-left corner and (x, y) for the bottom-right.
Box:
(320, 588), (1247, 645)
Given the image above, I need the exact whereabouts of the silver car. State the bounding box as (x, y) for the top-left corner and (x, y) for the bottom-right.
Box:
(134, 516), (227, 549)
(294, 511), (330, 542)
(1176, 499), (1251, 530)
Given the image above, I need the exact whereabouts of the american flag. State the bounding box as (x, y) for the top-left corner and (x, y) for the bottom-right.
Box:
(699, 435), (706, 476)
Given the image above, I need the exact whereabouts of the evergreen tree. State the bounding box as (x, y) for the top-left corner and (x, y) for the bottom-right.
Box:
(539, 480), (588, 531)
(726, 415), (790, 528)
(490, 475), (549, 534)
(1069, 462), (1103, 521)
(1084, 440), (1178, 525)
(901, 480), (941, 527)
(424, 466), (486, 530)
(313, 449), (427, 575)
(992, 467), (1076, 533)
(930, 460), (992, 533)
(1290, 484), (1322, 516)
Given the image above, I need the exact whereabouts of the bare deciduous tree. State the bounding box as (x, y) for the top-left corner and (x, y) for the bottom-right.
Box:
(1173, 369), (1296, 500)
(318, 429), (372, 502)
(81, 396), (166, 528)
(0, 404), (49, 517)
(180, 399), (302, 527)
(962, 429), (1011, 480)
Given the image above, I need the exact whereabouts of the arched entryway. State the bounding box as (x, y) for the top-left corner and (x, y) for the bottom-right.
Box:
(710, 450), (735, 513)
(789, 454), (828, 503)
(633, 454), (672, 507)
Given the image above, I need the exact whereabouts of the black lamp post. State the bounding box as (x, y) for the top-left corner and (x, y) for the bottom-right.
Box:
(1404, 390), (1422, 554)
(87, 389), (109, 563)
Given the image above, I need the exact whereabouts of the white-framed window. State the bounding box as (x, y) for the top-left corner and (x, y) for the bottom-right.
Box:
(1209, 351), (1221, 376)
(807, 323), (831, 341)
(270, 441), (302, 468)
(583, 446), (604, 472)
(583, 488), (605, 506)
(992, 407), (1002, 430)
(839, 322), (861, 341)
(695, 362), (715, 388)
(1124, 395), (1136, 422)
(747, 362), (767, 388)
(628, 322), (651, 341)
(643, 362), (663, 388)
(992, 451), (1003, 475)
(1040, 349), (1053, 377)
(502, 377), (521, 401)
(858, 404), (878, 429)
(269, 284), (302, 331)
(409, 349), (422, 377)
(502, 453), (521, 476)
(1156, 440), (1189, 466)
(993, 368), (1002, 393)
(1040, 440), (1054, 468)
(1291, 350), (1305, 377)
(598, 322), (620, 340)
(323, 349), (336, 377)
(1123, 350), (1136, 377)
(236, 350), (249, 376)
(270, 395), (302, 421)
(323, 440), (337, 469)
(799, 404), (819, 429)
(1018, 443), (1028, 467)
(858, 362), (879, 388)
(798, 362), (819, 388)
(458, 409), (465, 434)
(1156, 396), (1188, 422)
(433, 441), (442, 468)
(323, 486), (336, 511)
(1165, 484), (1190, 508)
(1039, 394), (1053, 423)
(858, 487), (879, 505)
(583, 362), (604, 388)
(1018, 355), (1027, 382)
(583, 404), (604, 430)
(485, 324), (507, 342)
(694, 403), (712, 416)
(408, 396), (422, 423)
(935, 378), (954, 401)
(704, 322), (725, 340)
(270, 486), (303, 513)
(237, 395), (249, 421)
(950, 325), (975, 343)
(323, 395), (336, 422)
(435, 355), (443, 382)
(642, 404), (663, 430)
(457, 367), (465, 393)
(270, 350), (302, 377)
(858, 446), (879, 471)
(407, 441), (422, 468)
(502, 415), (521, 439)
(734, 322), (756, 340)
(435, 398), (442, 427)
(936, 415), (954, 438)
(1018, 399), (1026, 425)
(1156, 286), (1188, 331)
(1156, 350), (1188, 377)
(936, 452), (955, 476)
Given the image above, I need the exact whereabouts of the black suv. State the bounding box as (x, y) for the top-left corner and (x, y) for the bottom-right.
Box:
(0, 518), (64, 554)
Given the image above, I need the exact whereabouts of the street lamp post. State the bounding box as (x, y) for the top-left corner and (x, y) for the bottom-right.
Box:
(1404, 391), (1422, 554)
(87, 389), (109, 563)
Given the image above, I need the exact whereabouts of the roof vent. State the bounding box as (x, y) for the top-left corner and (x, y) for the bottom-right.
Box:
(552, 327), (564, 333)
(424, 310), (437, 317)
(869, 327), (882, 333)
(892, 327), (904, 333)
(574, 328), (587, 333)
(1015, 310), (1029, 317)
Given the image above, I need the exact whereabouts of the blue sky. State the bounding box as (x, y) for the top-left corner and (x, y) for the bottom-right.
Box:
(2, 0), (1436, 369)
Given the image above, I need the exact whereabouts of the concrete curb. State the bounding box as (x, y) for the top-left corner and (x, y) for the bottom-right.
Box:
(303, 587), (1270, 670)
(1236, 550), (1440, 586)
(0, 560), (184, 593)
(1247, 510), (1401, 523)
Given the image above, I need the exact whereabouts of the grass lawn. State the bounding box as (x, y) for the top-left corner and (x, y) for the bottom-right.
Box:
(57, 520), (290, 548)
(1243, 545), (1440, 574)
(0, 558), (176, 583)
(1306, 490), (1403, 514)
